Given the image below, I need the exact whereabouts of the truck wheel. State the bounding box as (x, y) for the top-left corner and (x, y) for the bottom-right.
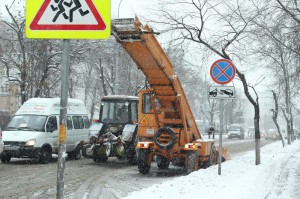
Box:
(156, 156), (170, 169)
(137, 149), (151, 174)
(185, 150), (198, 175)
(154, 126), (177, 150)
(73, 145), (82, 160)
(172, 157), (185, 167)
(1, 154), (11, 163)
(206, 144), (217, 167)
(127, 133), (139, 165)
(93, 143), (111, 163)
(39, 147), (52, 164)
(82, 144), (91, 158)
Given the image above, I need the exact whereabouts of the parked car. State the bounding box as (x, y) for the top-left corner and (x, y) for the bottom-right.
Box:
(228, 124), (244, 140)
(247, 126), (254, 138)
(265, 129), (280, 140)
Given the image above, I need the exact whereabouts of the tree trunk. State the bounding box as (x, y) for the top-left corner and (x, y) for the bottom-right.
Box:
(271, 90), (285, 148)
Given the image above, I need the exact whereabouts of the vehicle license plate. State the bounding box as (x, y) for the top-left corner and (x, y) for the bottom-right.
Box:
(146, 128), (154, 135)
(4, 146), (19, 150)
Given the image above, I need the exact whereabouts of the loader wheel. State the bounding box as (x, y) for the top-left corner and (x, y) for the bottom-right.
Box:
(127, 133), (139, 165)
(68, 145), (82, 160)
(156, 156), (170, 169)
(154, 126), (177, 150)
(171, 157), (185, 167)
(73, 145), (82, 160)
(93, 143), (111, 163)
(207, 144), (217, 167)
(137, 149), (151, 174)
(82, 144), (92, 158)
(185, 150), (198, 175)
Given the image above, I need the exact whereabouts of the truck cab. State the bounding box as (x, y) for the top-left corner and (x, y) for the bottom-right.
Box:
(83, 95), (139, 164)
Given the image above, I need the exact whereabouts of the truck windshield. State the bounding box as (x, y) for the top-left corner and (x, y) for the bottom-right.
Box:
(100, 102), (129, 124)
(6, 115), (47, 131)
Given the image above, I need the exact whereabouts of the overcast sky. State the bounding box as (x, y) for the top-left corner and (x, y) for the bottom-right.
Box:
(0, 0), (155, 19)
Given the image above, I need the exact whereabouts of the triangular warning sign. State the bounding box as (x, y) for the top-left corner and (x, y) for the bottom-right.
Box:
(30, 0), (106, 30)
(140, 116), (148, 125)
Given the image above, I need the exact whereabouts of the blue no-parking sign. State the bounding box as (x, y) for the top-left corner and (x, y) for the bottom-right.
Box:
(210, 59), (236, 84)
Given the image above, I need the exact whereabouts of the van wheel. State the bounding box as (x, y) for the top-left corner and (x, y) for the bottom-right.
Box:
(39, 147), (51, 164)
(1, 154), (11, 163)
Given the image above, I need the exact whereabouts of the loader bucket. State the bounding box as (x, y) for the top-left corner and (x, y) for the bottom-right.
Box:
(216, 146), (231, 161)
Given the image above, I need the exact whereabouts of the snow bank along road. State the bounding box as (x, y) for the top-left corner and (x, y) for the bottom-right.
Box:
(0, 137), (274, 199)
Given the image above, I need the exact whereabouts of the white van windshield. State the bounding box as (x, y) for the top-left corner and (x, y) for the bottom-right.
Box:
(6, 115), (47, 131)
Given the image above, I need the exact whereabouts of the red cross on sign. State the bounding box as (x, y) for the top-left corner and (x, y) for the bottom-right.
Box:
(210, 59), (236, 85)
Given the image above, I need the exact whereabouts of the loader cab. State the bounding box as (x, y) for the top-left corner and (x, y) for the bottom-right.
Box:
(98, 95), (138, 136)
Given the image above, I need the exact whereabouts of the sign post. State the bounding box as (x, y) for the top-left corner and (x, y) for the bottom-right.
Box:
(57, 39), (70, 199)
(210, 59), (236, 175)
(25, 1), (111, 198)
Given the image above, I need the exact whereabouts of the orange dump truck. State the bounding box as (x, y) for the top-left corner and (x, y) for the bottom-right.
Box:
(112, 17), (230, 174)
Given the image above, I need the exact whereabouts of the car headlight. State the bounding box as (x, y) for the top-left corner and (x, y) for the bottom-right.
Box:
(26, 139), (36, 146)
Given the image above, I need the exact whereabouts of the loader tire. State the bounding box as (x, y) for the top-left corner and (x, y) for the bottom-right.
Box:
(93, 143), (111, 163)
(154, 126), (177, 150)
(68, 145), (82, 160)
(127, 133), (138, 165)
(156, 156), (170, 169)
(206, 144), (217, 167)
(185, 150), (198, 175)
(137, 149), (151, 174)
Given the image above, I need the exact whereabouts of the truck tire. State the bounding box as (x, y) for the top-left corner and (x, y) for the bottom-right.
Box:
(185, 150), (198, 175)
(39, 146), (52, 164)
(172, 157), (185, 167)
(0, 154), (11, 163)
(137, 149), (151, 174)
(156, 156), (170, 169)
(82, 144), (92, 158)
(206, 144), (217, 167)
(154, 126), (177, 150)
(73, 145), (82, 160)
(127, 133), (138, 165)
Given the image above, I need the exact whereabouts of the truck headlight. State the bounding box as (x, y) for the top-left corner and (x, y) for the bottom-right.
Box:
(26, 139), (36, 146)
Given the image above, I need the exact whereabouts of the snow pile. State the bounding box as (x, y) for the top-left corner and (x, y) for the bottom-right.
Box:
(124, 140), (300, 199)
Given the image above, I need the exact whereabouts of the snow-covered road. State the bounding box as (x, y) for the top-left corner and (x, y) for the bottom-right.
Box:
(124, 140), (300, 199)
(0, 137), (280, 199)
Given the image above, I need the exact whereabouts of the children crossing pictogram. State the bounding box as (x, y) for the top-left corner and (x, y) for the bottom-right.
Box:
(26, 0), (111, 39)
(50, 0), (90, 23)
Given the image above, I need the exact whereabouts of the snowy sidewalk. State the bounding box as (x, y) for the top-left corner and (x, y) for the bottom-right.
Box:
(123, 140), (300, 199)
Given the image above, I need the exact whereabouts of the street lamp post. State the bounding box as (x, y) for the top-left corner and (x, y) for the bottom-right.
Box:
(118, 0), (123, 18)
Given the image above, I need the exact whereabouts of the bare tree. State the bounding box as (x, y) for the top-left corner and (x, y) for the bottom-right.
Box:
(271, 90), (285, 147)
(0, 6), (62, 103)
(151, 0), (262, 164)
(251, 0), (300, 144)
